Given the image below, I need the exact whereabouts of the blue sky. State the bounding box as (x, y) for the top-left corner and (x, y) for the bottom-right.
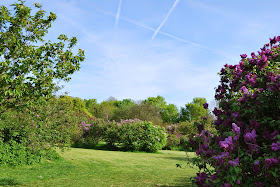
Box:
(3, 0), (280, 108)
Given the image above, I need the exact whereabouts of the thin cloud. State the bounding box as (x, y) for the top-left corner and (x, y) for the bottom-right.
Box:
(152, 0), (181, 40)
(60, 6), (237, 62)
(115, 0), (122, 25)
(95, 8), (201, 48)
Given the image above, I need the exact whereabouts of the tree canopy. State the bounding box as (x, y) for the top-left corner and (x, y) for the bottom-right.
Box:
(0, 1), (85, 112)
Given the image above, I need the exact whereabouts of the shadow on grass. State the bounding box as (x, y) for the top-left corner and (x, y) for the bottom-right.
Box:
(158, 176), (194, 187)
(162, 156), (188, 162)
(72, 143), (124, 152)
(71, 143), (163, 154)
(0, 178), (21, 186)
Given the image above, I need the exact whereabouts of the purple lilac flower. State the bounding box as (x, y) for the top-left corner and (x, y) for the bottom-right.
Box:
(271, 130), (279, 139)
(219, 136), (233, 151)
(265, 158), (279, 169)
(240, 54), (247, 59)
(201, 116), (207, 120)
(203, 103), (209, 109)
(194, 172), (207, 186)
(271, 142), (280, 151)
(240, 86), (248, 93)
(270, 36), (278, 44)
(176, 134), (182, 139)
(228, 158), (239, 166)
(232, 112), (240, 118)
(222, 183), (232, 187)
(232, 123), (240, 135)
(244, 129), (257, 143)
(209, 173), (217, 181)
(197, 123), (204, 132)
(236, 180), (241, 184)
(254, 160), (259, 165)
(238, 93), (247, 103)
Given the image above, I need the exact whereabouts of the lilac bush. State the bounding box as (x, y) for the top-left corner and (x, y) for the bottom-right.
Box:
(189, 36), (280, 186)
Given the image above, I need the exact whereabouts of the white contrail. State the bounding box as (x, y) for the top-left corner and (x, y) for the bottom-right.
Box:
(152, 0), (181, 40)
(115, 0), (122, 25)
(89, 6), (238, 61)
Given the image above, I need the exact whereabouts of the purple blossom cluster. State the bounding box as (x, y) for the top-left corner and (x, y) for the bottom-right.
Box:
(271, 142), (280, 151)
(81, 121), (91, 131)
(190, 36), (280, 186)
(116, 118), (141, 126)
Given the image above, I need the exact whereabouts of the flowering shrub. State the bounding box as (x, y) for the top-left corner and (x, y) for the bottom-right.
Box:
(72, 118), (104, 148)
(165, 133), (181, 149)
(77, 119), (167, 152)
(190, 37), (280, 186)
(0, 97), (84, 166)
(165, 120), (214, 150)
(135, 121), (167, 152)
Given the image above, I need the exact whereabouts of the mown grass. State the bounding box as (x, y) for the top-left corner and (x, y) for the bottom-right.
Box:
(0, 148), (197, 187)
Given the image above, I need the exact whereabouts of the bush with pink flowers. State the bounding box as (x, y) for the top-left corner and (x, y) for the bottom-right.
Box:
(189, 37), (280, 186)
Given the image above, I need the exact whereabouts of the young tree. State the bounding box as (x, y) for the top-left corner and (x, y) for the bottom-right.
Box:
(144, 96), (179, 123)
(181, 97), (208, 122)
(0, 1), (85, 112)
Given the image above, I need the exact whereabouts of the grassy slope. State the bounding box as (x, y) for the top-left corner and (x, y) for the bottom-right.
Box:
(0, 148), (197, 187)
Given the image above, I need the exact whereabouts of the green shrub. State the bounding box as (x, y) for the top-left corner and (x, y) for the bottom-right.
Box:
(0, 97), (86, 166)
(135, 121), (167, 153)
(77, 119), (167, 152)
(73, 118), (104, 148)
(164, 134), (180, 150)
(102, 122), (122, 147)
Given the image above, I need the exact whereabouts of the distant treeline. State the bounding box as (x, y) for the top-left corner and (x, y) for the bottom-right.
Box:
(60, 95), (214, 126)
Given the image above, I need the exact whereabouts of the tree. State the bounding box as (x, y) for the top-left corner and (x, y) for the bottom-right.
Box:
(129, 102), (163, 125)
(0, 1), (85, 112)
(144, 95), (166, 109)
(98, 101), (117, 121)
(160, 104), (179, 123)
(144, 96), (179, 123)
(181, 97), (208, 121)
(83, 98), (99, 116)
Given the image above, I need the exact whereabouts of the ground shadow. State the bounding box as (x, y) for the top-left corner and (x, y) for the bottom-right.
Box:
(71, 143), (163, 154)
(0, 178), (21, 186)
(162, 156), (188, 162)
(158, 176), (194, 187)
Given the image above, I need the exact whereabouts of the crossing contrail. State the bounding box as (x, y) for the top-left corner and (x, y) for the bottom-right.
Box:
(115, 0), (122, 25)
(152, 0), (181, 40)
(88, 6), (238, 62)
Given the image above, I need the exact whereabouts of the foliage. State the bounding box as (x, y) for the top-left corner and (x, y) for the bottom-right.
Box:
(59, 96), (92, 117)
(98, 100), (117, 121)
(180, 98), (208, 122)
(73, 117), (104, 148)
(77, 119), (167, 152)
(0, 97), (85, 165)
(145, 96), (179, 123)
(165, 133), (181, 149)
(190, 37), (280, 186)
(0, 1), (84, 112)
(164, 117), (215, 150)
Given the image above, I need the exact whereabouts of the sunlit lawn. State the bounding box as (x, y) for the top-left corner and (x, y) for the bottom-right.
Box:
(0, 148), (197, 187)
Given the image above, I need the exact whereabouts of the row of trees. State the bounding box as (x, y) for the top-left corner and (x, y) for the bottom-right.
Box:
(81, 96), (212, 126)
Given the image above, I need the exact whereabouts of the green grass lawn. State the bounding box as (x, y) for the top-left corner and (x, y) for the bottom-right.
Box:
(0, 148), (197, 187)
